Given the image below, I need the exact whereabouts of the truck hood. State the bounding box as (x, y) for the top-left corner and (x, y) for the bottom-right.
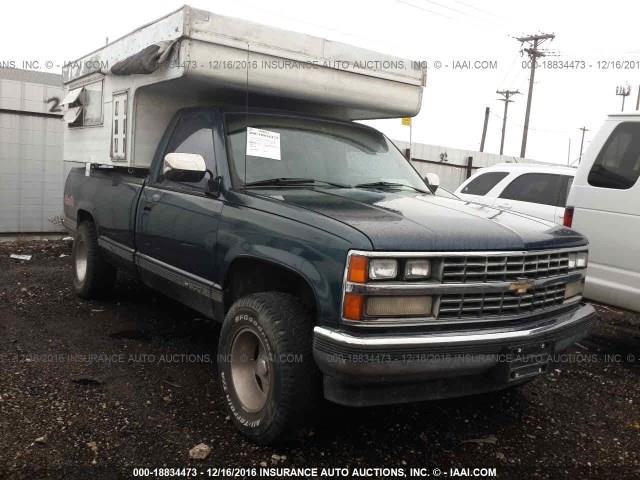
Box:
(254, 187), (586, 251)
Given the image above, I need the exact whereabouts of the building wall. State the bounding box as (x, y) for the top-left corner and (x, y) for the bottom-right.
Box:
(0, 69), (64, 233)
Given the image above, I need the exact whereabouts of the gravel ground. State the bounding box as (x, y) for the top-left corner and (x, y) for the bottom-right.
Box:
(0, 240), (639, 479)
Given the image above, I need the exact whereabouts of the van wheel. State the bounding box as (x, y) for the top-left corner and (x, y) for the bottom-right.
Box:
(72, 221), (116, 298)
(218, 292), (319, 444)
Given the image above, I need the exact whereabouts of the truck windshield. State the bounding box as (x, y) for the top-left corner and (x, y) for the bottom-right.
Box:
(225, 114), (428, 192)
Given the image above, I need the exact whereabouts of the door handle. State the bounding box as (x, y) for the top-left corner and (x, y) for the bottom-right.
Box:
(151, 193), (161, 202)
(498, 203), (512, 210)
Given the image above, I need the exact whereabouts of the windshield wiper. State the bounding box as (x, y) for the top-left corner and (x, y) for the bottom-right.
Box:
(245, 177), (349, 188)
(354, 181), (429, 194)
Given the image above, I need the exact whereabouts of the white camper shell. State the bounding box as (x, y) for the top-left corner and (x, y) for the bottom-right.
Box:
(61, 5), (426, 168)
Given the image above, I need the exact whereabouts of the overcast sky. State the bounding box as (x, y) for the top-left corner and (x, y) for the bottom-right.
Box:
(4, 0), (640, 163)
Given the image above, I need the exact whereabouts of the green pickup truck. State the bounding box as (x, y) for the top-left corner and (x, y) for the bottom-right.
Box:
(63, 107), (595, 444)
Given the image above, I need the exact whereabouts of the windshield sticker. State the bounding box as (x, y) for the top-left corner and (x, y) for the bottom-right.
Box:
(246, 127), (281, 160)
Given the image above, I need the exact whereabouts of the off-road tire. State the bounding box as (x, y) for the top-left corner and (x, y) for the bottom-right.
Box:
(218, 292), (319, 444)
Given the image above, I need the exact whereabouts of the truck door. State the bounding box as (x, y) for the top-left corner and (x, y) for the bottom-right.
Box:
(135, 110), (222, 317)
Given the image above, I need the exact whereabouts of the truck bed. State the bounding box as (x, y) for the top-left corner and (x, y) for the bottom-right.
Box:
(63, 167), (145, 253)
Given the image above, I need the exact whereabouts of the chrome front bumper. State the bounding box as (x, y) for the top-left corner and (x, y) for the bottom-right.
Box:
(313, 303), (597, 406)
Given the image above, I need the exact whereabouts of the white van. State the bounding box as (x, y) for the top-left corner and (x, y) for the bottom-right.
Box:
(566, 113), (640, 312)
(455, 163), (576, 224)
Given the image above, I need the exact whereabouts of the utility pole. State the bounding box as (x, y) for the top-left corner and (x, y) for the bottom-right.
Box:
(516, 33), (555, 158)
(479, 107), (490, 152)
(616, 85), (631, 112)
(578, 126), (589, 163)
(636, 85), (640, 111)
(496, 90), (520, 155)
(567, 137), (571, 165)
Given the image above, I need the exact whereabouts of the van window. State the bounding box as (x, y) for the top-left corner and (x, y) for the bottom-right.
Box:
(588, 122), (640, 190)
(461, 172), (508, 195)
(500, 173), (572, 207)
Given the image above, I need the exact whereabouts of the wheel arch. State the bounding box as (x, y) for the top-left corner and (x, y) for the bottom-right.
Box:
(222, 256), (319, 319)
(76, 208), (95, 226)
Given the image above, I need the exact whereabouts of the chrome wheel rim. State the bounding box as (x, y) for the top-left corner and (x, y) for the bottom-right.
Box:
(230, 328), (271, 412)
(75, 237), (88, 283)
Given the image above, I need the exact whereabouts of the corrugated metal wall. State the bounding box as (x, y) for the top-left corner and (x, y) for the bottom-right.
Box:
(0, 69), (65, 233)
(0, 113), (67, 232)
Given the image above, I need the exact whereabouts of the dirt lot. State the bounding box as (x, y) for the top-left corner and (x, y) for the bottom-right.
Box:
(0, 240), (639, 479)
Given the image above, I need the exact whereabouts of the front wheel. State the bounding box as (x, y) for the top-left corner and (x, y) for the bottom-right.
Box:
(217, 292), (319, 444)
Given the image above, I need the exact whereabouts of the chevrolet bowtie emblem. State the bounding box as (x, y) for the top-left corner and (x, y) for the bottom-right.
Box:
(509, 279), (535, 295)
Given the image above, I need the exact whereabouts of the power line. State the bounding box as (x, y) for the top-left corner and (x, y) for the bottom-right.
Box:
(420, 0), (483, 19)
(396, 0), (453, 19)
(516, 33), (556, 158)
(451, 0), (506, 21)
(398, 0), (508, 30)
(498, 55), (520, 88)
(488, 111), (567, 135)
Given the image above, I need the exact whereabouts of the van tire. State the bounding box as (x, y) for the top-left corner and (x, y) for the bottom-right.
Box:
(72, 221), (117, 298)
(217, 292), (319, 444)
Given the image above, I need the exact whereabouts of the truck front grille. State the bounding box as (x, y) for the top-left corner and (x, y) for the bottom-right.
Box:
(438, 284), (566, 319)
(342, 248), (587, 326)
(442, 251), (570, 283)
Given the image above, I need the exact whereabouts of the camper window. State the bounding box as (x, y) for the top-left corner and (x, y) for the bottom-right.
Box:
(62, 79), (103, 128)
(83, 81), (103, 125)
(112, 92), (128, 161)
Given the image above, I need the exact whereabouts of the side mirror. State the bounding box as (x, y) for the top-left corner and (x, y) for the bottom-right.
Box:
(424, 172), (440, 193)
(163, 153), (207, 183)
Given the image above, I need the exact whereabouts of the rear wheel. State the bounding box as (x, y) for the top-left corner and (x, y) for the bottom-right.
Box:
(218, 292), (319, 444)
(72, 221), (116, 298)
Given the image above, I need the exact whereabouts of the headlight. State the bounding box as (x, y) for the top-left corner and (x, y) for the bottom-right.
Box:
(369, 259), (398, 280)
(405, 259), (431, 279)
(576, 252), (588, 268)
(568, 251), (588, 269)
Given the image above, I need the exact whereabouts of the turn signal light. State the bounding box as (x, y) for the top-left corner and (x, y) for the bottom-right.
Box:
(347, 255), (368, 283)
(343, 293), (364, 321)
